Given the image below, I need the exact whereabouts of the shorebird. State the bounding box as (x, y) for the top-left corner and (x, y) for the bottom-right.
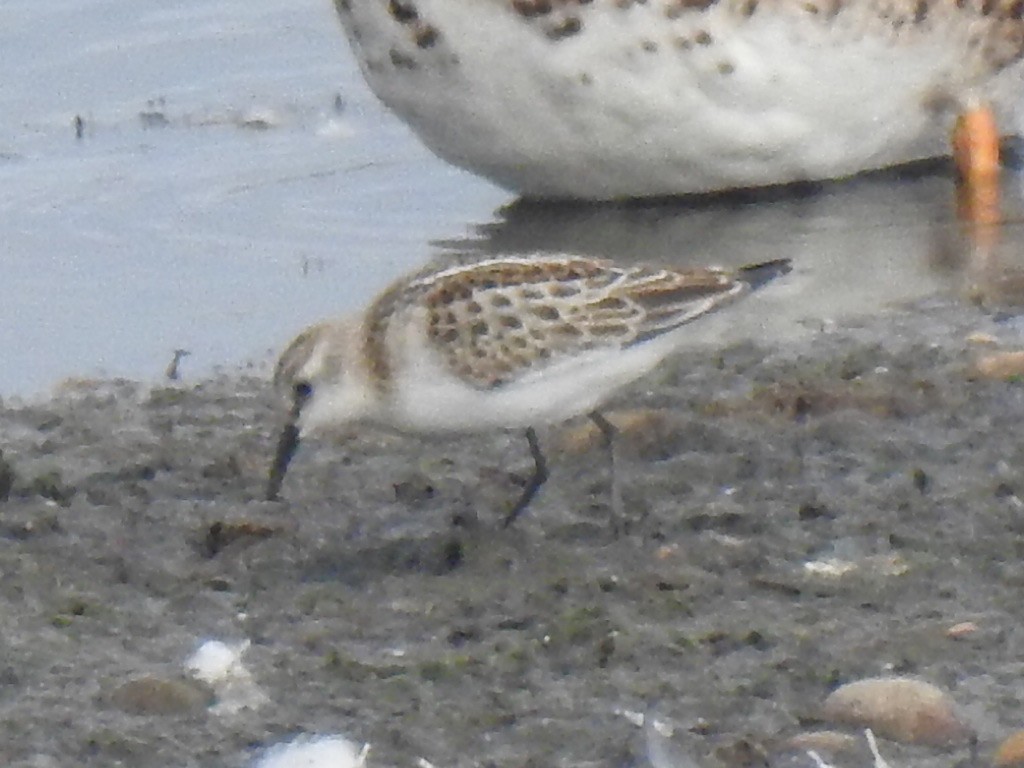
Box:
(329, 0), (1022, 200)
(265, 255), (791, 526)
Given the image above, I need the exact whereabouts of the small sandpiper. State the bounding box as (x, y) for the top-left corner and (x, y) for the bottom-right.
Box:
(330, 0), (1022, 199)
(265, 255), (791, 527)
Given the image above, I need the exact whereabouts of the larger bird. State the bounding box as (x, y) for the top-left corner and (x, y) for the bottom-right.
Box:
(266, 255), (791, 525)
(330, 0), (1023, 198)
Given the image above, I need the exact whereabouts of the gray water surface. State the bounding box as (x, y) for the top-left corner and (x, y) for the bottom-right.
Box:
(2, 0), (1023, 397)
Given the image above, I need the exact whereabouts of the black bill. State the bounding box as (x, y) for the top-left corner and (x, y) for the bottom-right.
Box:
(265, 419), (301, 501)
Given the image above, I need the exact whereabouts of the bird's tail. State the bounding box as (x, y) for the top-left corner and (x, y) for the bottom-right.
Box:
(738, 258), (792, 291)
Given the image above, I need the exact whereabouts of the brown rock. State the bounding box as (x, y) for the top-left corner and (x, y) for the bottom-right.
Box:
(821, 677), (973, 747)
(557, 408), (673, 454)
(994, 731), (1024, 767)
(945, 621), (978, 639)
(973, 351), (1024, 380)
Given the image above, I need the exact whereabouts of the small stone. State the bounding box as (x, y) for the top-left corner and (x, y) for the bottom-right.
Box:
(821, 677), (972, 746)
(655, 544), (679, 560)
(994, 730), (1024, 767)
(803, 553), (909, 580)
(945, 621), (978, 639)
(107, 676), (211, 715)
(966, 331), (998, 346)
(557, 408), (672, 453)
(973, 351), (1024, 380)
(803, 557), (857, 578)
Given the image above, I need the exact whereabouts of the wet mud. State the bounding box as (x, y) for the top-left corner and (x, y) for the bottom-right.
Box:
(2, 298), (1024, 768)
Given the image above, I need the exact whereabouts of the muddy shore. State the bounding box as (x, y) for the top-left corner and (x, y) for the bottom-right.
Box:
(2, 297), (1024, 768)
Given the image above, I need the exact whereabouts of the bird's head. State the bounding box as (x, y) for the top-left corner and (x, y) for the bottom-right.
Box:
(265, 318), (361, 500)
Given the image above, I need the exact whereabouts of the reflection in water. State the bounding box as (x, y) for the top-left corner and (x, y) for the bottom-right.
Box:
(433, 165), (1024, 345)
(957, 169), (1024, 313)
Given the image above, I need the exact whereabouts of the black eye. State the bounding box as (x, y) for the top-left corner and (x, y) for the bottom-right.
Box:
(293, 381), (313, 401)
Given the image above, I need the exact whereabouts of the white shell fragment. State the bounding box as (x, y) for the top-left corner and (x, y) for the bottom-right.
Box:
(185, 639), (269, 715)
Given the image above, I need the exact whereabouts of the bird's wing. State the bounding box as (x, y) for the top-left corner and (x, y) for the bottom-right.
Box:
(412, 256), (763, 390)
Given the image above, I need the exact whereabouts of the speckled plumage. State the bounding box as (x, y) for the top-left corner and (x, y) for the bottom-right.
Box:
(275, 256), (773, 417)
(266, 255), (792, 516)
(331, 0), (1024, 197)
(378, 257), (749, 389)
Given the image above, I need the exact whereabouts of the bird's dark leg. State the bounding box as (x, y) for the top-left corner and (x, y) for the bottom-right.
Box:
(503, 427), (549, 527)
(589, 411), (623, 532)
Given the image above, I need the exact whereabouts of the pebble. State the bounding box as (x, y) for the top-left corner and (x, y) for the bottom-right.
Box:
(972, 351), (1024, 380)
(821, 677), (972, 746)
(994, 731), (1024, 767)
(965, 332), (999, 346)
(557, 408), (672, 453)
(945, 621), (978, 639)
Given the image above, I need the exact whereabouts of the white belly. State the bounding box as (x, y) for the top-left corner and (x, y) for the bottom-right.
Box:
(385, 323), (681, 433)
(333, 0), (1023, 198)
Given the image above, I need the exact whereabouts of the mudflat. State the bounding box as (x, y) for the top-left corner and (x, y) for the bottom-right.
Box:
(1, 298), (1022, 768)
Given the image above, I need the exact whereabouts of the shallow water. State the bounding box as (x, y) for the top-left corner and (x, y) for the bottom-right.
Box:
(2, 0), (1023, 397)
(0, 0), (507, 396)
